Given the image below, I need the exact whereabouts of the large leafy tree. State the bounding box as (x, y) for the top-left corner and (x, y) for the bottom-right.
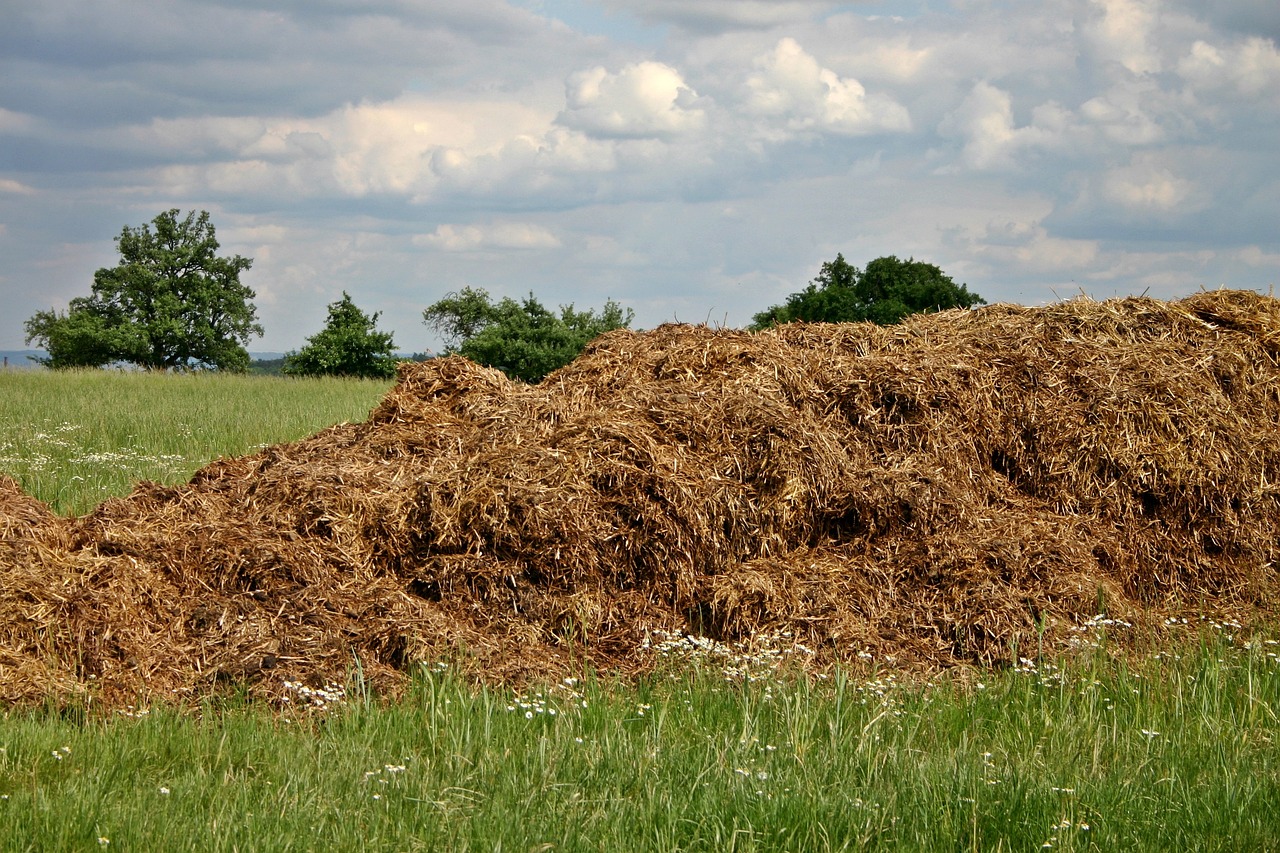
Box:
(24, 209), (261, 370)
(423, 286), (634, 382)
(283, 292), (398, 379)
(750, 254), (984, 330)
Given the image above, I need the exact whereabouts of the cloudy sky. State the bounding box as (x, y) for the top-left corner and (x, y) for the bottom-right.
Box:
(2, 0), (1278, 354)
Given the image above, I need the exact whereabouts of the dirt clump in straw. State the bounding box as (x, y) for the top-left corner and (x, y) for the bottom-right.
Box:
(1, 289), (1278, 708)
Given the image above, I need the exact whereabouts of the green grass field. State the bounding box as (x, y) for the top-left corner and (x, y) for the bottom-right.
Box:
(0, 369), (392, 516)
(1, 368), (1278, 851)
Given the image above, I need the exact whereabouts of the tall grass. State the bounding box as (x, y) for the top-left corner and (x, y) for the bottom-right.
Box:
(0, 369), (391, 515)
(0, 638), (1277, 851)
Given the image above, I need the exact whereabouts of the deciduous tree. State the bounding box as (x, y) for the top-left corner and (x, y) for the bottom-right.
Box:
(283, 292), (398, 379)
(423, 287), (633, 382)
(24, 209), (261, 370)
(750, 254), (984, 330)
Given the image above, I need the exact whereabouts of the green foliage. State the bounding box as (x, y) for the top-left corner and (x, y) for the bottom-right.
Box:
(248, 357), (287, 376)
(24, 209), (261, 371)
(751, 254), (985, 330)
(283, 292), (398, 379)
(422, 286), (502, 345)
(22, 308), (120, 369)
(423, 286), (634, 382)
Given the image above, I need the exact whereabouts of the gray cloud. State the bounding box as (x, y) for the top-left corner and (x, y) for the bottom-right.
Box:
(1173, 0), (1280, 42)
(0, 0), (1276, 353)
(595, 0), (842, 32)
(0, 0), (578, 127)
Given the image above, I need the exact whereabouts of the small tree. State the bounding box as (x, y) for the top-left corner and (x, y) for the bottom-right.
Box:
(24, 209), (261, 370)
(283, 292), (398, 379)
(22, 308), (121, 369)
(423, 287), (634, 382)
(750, 254), (984, 330)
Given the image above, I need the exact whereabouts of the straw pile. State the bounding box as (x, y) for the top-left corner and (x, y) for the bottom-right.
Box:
(1, 289), (1278, 707)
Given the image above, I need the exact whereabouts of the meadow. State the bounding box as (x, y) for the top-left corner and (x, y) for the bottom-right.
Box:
(1, 368), (1278, 851)
(0, 369), (392, 516)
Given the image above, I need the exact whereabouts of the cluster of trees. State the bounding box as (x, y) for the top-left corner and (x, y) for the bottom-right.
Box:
(282, 292), (398, 379)
(749, 253), (984, 329)
(25, 210), (985, 382)
(423, 287), (633, 383)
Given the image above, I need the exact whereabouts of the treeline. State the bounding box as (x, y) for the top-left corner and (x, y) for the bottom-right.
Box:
(25, 209), (983, 382)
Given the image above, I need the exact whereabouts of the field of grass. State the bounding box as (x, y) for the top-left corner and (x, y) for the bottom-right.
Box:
(1, 368), (1278, 851)
(0, 368), (392, 516)
(2, 643), (1278, 851)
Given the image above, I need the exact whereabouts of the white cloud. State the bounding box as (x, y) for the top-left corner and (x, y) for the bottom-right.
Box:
(1234, 245), (1280, 269)
(415, 222), (562, 251)
(1083, 0), (1162, 75)
(241, 129), (334, 161)
(558, 61), (705, 139)
(1081, 248), (1217, 291)
(425, 127), (628, 202)
(324, 97), (558, 197)
(937, 203), (1103, 282)
(843, 39), (933, 84)
(972, 218), (1101, 273)
(1099, 158), (1196, 212)
(147, 95), (558, 201)
(0, 179), (36, 195)
(1078, 82), (1168, 146)
(940, 82), (1072, 171)
(598, 0), (838, 31)
(743, 38), (911, 136)
(1178, 36), (1280, 98)
(105, 115), (270, 160)
(0, 107), (39, 134)
(1178, 39), (1227, 81)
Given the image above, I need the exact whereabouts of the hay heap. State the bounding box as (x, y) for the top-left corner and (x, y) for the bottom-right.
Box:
(2, 290), (1279, 707)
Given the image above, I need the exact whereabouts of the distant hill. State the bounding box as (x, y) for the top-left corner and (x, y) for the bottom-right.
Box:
(2, 351), (291, 372)
(248, 355), (287, 376)
(250, 353), (433, 376)
(0, 351), (46, 369)
(2, 351), (430, 374)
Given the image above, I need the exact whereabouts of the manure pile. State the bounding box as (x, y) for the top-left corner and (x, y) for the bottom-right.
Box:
(3, 290), (1280, 707)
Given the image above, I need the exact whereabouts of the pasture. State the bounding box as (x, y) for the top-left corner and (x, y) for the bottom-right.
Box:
(0, 369), (391, 516)
(0, 629), (1277, 850)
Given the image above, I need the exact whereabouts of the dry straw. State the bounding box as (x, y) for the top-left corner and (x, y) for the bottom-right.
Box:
(1, 290), (1278, 707)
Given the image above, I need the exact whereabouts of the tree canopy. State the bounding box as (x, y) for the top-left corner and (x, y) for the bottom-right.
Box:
(423, 287), (634, 383)
(750, 254), (984, 330)
(25, 209), (261, 370)
(283, 292), (398, 379)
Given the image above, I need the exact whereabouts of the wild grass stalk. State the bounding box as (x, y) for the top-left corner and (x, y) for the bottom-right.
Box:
(1, 633), (1277, 851)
